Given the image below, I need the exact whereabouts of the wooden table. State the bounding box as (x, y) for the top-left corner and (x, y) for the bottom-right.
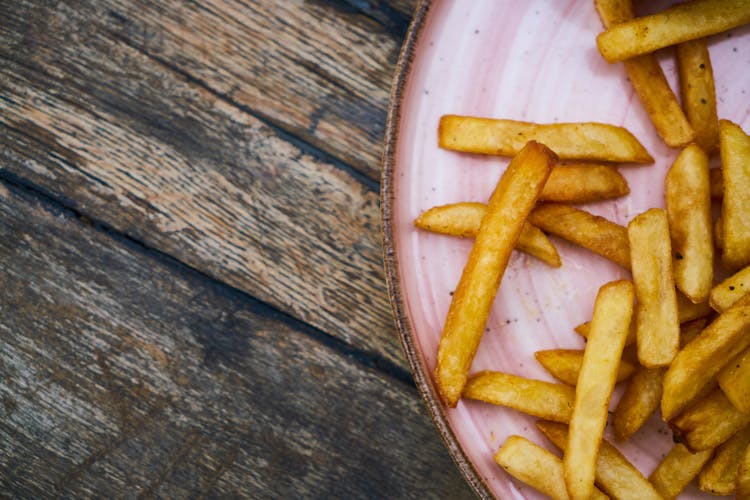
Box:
(1, 1), (473, 497)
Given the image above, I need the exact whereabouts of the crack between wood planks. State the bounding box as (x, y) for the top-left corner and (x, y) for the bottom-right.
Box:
(0, 171), (415, 389)
(137, 429), (202, 499)
(107, 29), (381, 195)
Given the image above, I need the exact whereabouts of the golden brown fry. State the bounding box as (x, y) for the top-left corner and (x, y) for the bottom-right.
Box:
(720, 120), (750, 269)
(698, 424), (750, 495)
(535, 349), (636, 386)
(613, 367), (664, 441)
(528, 203), (631, 269)
(494, 435), (609, 500)
(681, 317), (710, 347)
(718, 345), (750, 415)
(594, 0), (635, 25)
(576, 294), (709, 345)
(565, 280), (633, 500)
(435, 142), (556, 406)
(438, 115), (653, 163)
(671, 390), (750, 452)
(625, 55), (695, 148)
(662, 294), (750, 421)
(649, 443), (714, 499)
(414, 202), (485, 238)
(574, 320), (635, 346)
(666, 144), (713, 303)
(628, 209), (680, 367)
(738, 444), (750, 499)
(711, 263), (750, 312)
(676, 290), (712, 323)
(514, 222), (562, 267)
(677, 38), (720, 153)
(594, 0), (694, 147)
(710, 168), (724, 198)
(462, 371), (575, 423)
(612, 317), (708, 441)
(542, 164), (629, 203)
(414, 203), (562, 267)
(596, 0), (750, 63)
(537, 421), (662, 500)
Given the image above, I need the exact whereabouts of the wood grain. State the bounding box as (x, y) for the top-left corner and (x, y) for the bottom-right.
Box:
(0, 0), (405, 370)
(0, 181), (471, 498)
(90, 0), (406, 180)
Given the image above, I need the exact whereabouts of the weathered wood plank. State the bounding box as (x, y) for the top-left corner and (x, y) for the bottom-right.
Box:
(87, 0), (402, 180)
(0, 0), (404, 369)
(0, 181), (471, 498)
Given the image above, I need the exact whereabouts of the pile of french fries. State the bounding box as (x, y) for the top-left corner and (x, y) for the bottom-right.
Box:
(416, 1), (750, 498)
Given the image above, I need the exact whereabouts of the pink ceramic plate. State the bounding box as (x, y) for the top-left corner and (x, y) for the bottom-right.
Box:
(382, 1), (750, 498)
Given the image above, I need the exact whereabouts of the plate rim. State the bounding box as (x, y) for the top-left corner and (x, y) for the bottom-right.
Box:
(380, 1), (493, 497)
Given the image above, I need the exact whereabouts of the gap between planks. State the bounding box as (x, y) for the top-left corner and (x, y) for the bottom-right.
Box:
(107, 31), (381, 195)
(0, 172), (413, 388)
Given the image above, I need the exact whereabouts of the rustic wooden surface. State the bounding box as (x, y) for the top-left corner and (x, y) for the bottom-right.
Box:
(0, 0), (474, 497)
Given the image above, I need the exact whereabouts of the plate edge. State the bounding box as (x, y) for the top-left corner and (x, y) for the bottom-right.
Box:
(380, 2), (494, 498)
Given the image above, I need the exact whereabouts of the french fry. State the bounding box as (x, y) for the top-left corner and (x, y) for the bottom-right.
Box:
(720, 120), (750, 269)
(537, 421), (662, 500)
(665, 144), (713, 303)
(416, 196), (644, 269)
(542, 164), (629, 203)
(414, 202), (490, 239)
(698, 424), (750, 495)
(649, 443), (714, 499)
(535, 349), (636, 386)
(565, 280), (633, 500)
(676, 289), (712, 323)
(414, 203), (562, 267)
(710, 168), (724, 198)
(494, 435), (608, 500)
(680, 317), (710, 347)
(710, 263), (750, 312)
(613, 317), (707, 441)
(575, 294), (710, 346)
(624, 55), (696, 148)
(677, 38), (720, 153)
(593, 0), (634, 27)
(462, 371), (575, 423)
(628, 209), (680, 367)
(718, 345), (750, 414)
(414, 167), (630, 208)
(671, 390), (750, 452)
(438, 115), (653, 163)
(574, 320), (636, 346)
(435, 142), (556, 406)
(596, 0), (750, 63)
(515, 225), (564, 268)
(738, 444), (750, 499)
(612, 367), (664, 441)
(662, 294), (750, 421)
(594, 0), (695, 147)
(528, 203), (631, 269)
